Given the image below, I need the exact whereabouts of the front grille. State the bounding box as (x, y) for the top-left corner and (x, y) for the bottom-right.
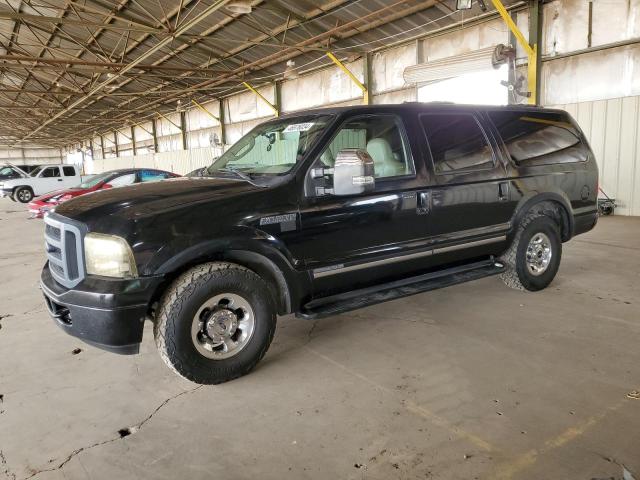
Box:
(44, 214), (86, 288)
(45, 223), (61, 241)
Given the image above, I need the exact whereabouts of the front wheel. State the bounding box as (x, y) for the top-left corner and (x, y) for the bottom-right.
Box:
(15, 187), (33, 203)
(154, 262), (276, 384)
(500, 213), (562, 291)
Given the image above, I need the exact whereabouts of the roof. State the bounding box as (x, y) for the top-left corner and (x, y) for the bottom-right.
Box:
(0, 0), (523, 147)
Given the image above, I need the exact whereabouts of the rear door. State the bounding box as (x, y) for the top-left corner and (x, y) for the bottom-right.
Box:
(61, 166), (80, 188)
(37, 166), (64, 195)
(418, 109), (512, 261)
(297, 111), (432, 297)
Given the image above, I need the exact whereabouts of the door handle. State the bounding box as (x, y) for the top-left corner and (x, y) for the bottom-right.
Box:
(57, 178), (63, 181)
(498, 182), (509, 202)
(417, 191), (431, 215)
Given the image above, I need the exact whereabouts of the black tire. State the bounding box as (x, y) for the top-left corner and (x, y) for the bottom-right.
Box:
(500, 213), (562, 292)
(14, 187), (33, 203)
(154, 262), (277, 385)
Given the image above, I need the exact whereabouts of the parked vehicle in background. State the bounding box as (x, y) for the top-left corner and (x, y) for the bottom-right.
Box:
(40, 104), (599, 385)
(0, 165), (86, 203)
(28, 168), (179, 218)
(0, 164), (27, 181)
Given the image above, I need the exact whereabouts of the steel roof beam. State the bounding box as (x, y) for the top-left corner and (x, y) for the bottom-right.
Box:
(18, 0), (230, 143)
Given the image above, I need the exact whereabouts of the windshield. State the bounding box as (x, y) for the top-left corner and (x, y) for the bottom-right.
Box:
(205, 114), (333, 181)
(78, 172), (112, 188)
(0, 167), (14, 176)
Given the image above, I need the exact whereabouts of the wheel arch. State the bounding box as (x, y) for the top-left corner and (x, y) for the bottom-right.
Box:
(13, 184), (33, 194)
(149, 240), (306, 316)
(511, 192), (573, 242)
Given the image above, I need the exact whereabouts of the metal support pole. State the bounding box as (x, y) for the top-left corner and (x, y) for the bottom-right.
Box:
(489, 0), (537, 105)
(131, 126), (137, 155)
(529, 0), (543, 105)
(363, 53), (372, 105)
(151, 119), (159, 153)
(100, 135), (105, 159)
(114, 132), (119, 157)
(274, 81), (282, 115)
(180, 111), (188, 150)
(219, 101), (226, 147)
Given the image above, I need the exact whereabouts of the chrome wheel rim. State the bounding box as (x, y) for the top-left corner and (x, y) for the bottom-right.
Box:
(191, 293), (255, 359)
(18, 190), (31, 202)
(526, 232), (552, 276)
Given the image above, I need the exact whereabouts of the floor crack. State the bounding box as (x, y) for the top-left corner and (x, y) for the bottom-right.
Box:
(22, 385), (203, 480)
(1, 451), (16, 480)
(306, 320), (318, 344)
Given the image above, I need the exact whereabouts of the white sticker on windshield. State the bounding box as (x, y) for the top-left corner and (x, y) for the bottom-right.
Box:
(283, 122), (315, 133)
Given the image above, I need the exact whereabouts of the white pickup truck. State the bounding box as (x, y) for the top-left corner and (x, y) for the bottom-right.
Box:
(0, 164), (88, 203)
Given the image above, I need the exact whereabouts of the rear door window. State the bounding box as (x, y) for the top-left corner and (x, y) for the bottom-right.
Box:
(488, 110), (585, 165)
(62, 166), (76, 176)
(420, 113), (495, 174)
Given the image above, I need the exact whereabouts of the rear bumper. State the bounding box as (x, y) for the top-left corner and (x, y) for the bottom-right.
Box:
(40, 263), (164, 354)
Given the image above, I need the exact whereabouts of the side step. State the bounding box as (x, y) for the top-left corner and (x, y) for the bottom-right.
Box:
(297, 259), (505, 320)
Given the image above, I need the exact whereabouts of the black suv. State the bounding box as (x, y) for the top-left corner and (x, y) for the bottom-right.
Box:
(41, 104), (598, 384)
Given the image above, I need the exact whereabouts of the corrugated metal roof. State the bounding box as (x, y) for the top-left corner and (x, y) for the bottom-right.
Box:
(0, 0), (523, 145)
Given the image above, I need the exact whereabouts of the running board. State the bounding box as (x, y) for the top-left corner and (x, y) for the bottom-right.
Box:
(297, 259), (505, 320)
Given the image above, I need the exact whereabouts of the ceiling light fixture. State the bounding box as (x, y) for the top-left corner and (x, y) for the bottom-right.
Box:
(456, 0), (472, 9)
(283, 60), (298, 80)
(226, 1), (252, 14)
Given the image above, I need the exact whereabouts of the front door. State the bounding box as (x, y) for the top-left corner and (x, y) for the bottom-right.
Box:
(418, 110), (512, 262)
(298, 113), (431, 298)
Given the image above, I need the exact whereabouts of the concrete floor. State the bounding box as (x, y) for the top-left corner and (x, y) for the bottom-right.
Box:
(0, 203), (639, 480)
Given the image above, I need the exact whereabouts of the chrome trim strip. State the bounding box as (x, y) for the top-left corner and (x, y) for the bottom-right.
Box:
(314, 248), (434, 278)
(312, 235), (507, 279)
(433, 235), (507, 255)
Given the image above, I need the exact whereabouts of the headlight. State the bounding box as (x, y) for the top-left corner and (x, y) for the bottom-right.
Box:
(84, 233), (138, 278)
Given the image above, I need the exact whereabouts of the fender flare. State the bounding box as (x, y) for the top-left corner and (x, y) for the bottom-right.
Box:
(152, 237), (308, 315)
(511, 191), (574, 241)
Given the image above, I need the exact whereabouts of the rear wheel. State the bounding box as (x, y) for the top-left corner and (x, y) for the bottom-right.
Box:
(500, 213), (562, 291)
(15, 187), (33, 203)
(154, 262), (276, 384)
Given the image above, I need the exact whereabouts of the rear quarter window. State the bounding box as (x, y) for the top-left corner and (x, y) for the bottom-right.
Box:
(488, 111), (587, 166)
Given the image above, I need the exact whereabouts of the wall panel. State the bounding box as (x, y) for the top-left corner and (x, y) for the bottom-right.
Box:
(552, 95), (640, 216)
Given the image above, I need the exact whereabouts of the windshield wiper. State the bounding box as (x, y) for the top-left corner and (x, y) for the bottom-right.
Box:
(216, 167), (265, 186)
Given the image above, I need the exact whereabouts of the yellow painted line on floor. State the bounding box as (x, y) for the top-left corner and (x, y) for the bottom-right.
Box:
(490, 396), (632, 480)
(304, 346), (496, 453)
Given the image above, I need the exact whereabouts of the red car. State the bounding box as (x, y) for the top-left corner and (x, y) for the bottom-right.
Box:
(28, 168), (179, 218)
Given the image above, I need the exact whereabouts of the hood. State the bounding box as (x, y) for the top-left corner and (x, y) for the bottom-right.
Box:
(55, 176), (262, 223)
(8, 163), (28, 177)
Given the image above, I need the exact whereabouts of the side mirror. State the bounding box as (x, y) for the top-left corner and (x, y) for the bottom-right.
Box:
(313, 149), (375, 196)
(333, 149), (375, 195)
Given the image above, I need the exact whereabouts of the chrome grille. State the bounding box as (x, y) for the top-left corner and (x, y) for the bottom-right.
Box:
(44, 213), (86, 288)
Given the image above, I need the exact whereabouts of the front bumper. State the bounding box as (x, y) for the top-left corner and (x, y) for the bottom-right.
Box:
(0, 188), (12, 197)
(40, 263), (165, 354)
